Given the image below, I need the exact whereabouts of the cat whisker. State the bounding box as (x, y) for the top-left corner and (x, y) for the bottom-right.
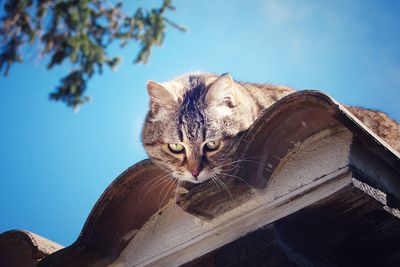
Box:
(219, 157), (265, 167)
(137, 179), (171, 211)
(213, 176), (233, 200)
(158, 178), (174, 202)
(138, 172), (173, 206)
(157, 178), (176, 210)
(216, 165), (239, 172)
(139, 171), (173, 195)
(148, 178), (175, 228)
(214, 158), (266, 173)
(164, 178), (178, 204)
(231, 158), (266, 167)
(210, 175), (223, 193)
(233, 155), (265, 161)
(218, 172), (251, 188)
(173, 179), (183, 203)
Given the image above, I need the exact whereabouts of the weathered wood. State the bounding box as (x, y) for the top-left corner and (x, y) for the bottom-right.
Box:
(183, 183), (400, 267)
(274, 183), (400, 267)
(0, 230), (62, 267)
(113, 167), (352, 266)
(181, 225), (300, 267)
(176, 178), (253, 220)
(350, 137), (400, 205)
(234, 97), (342, 189)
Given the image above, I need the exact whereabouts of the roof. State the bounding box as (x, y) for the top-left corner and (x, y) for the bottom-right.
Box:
(1, 90), (400, 266)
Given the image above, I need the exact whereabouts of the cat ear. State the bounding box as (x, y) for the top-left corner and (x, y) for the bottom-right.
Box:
(205, 74), (235, 107)
(147, 81), (177, 112)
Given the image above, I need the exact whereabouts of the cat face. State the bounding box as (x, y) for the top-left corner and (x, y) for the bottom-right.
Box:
(141, 73), (253, 183)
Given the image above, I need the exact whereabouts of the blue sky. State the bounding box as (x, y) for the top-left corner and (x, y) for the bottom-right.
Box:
(1, 0), (399, 246)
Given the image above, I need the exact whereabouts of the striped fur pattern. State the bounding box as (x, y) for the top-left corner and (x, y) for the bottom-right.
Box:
(141, 72), (293, 183)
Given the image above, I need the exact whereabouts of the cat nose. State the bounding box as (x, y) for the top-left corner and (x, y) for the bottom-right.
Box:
(187, 159), (201, 178)
(191, 170), (200, 178)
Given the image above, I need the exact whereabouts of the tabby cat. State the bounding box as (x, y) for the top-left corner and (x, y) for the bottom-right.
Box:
(141, 72), (400, 184)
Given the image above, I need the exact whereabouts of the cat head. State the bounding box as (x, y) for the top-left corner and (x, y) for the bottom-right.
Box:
(141, 73), (255, 183)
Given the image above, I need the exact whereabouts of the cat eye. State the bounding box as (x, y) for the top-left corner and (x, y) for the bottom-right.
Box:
(168, 143), (184, 153)
(205, 140), (221, 151)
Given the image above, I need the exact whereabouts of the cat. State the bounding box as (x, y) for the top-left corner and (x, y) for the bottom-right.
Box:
(141, 72), (400, 184)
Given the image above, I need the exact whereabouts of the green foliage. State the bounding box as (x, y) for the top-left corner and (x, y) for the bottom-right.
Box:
(0, 0), (185, 109)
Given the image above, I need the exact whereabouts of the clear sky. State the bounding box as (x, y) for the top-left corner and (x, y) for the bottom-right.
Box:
(1, 0), (399, 246)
